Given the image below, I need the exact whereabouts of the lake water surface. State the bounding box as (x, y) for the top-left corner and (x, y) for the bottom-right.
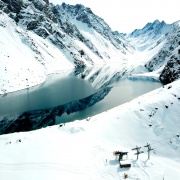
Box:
(0, 69), (162, 126)
(55, 78), (162, 123)
(0, 73), (97, 116)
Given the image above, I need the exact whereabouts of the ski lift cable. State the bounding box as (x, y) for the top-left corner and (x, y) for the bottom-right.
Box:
(153, 143), (172, 150)
(152, 137), (178, 150)
(148, 134), (179, 145)
(133, 133), (179, 150)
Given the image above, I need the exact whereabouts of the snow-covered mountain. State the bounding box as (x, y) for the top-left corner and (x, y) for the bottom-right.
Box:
(55, 3), (132, 53)
(127, 20), (180, 85)
(129, 19), (171, 38)
(0, 0), (133, 94)
(128, 19), (172, 51)
(145, 21), (180, 84)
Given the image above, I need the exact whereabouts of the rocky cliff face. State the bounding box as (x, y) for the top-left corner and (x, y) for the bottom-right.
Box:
(145, 21), (180, 84)
(18, 0), (93, 67)
(159, 59), (180, 84)
(56, 3), (131, 54)
(0, 0), (23, 14)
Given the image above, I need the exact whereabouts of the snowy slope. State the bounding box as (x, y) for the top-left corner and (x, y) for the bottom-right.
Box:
(0, 79), (180, 180)
(0, 12), (45, 94)
(0, 10), (74, 94)
(0, 0), (132, 94)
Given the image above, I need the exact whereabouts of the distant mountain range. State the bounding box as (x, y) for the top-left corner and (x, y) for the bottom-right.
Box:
(127, 19), (180, 84)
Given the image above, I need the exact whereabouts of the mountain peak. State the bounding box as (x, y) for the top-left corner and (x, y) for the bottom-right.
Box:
(153, 19), (160, 24)
(152, 19), (167, 27)
(129, 19), (170, 38)
(61, 3), (94, 15)
(74, 3), (85, 9)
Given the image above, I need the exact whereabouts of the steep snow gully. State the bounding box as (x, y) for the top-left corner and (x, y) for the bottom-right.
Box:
(0, 0), (180, 180)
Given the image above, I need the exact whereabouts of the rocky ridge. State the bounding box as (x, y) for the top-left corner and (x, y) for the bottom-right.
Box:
(56, 3), (132, 54)
(128, 19), (172, 51)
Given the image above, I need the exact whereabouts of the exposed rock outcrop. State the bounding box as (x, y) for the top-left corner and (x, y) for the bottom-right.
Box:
(160, 59), (180, 84)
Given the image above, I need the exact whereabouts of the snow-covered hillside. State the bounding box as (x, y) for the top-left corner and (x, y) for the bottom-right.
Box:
(0, 79), (180, 180)
(0, 0), (133, 94)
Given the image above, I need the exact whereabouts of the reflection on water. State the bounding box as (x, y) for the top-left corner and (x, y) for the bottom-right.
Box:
(56, 78), (162, 123)
(0, 66), (162, 134)
(0, 73), (97, 116)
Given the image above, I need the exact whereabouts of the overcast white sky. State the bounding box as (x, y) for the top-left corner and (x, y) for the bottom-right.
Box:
(49, 0), (180, 33)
